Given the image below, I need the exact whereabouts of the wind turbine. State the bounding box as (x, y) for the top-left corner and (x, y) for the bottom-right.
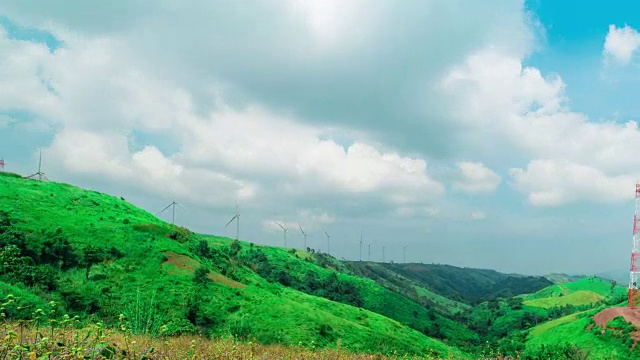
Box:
(225, 201), (240, 240)
(403, 245), (409, 263)
(359, 232), (363, 261)
(26, 150), (47, 181)
(157, 200), (184, 225)
(382, 246), (386, 263)
(299, 223), (307, 250)
(368, 242), (374, 261)
(324, 231), (331, 255)
(276, 221), (288, 247)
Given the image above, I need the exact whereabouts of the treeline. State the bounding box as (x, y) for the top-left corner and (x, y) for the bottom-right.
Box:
(0, 211), (122, 287)
(0, 211), (123, 313)
(240, 247), (363, 307)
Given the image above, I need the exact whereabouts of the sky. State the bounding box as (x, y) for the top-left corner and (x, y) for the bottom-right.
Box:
(1, 0), (640, 276)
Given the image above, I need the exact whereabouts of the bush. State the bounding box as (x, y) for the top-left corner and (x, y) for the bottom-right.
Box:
(194, 266), (211, 286)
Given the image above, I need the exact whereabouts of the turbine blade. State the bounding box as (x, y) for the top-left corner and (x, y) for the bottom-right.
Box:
(157, 203), (173, 215)
(225, 215), (238, 228)
(275, 221), (285, 230)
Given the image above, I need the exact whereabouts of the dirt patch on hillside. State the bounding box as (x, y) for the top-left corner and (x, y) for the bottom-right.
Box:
(207, 273), (246, 289)
(593, 307), (640, 328)
(593, 307), (640, 348)
(163, 252), (246, 289)
(163, 252), (200, 274)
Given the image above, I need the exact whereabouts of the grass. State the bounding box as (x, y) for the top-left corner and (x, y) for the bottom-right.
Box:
(529, 310), (591, 336)
(0, 318), (454, 359)
(525, 308), (640, 359)
(0, 172), (471, 358)
(523, 277), (624, 308)
(524, 291), (603, 308)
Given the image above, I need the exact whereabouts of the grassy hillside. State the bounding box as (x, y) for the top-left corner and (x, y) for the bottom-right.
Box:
(360, 263), (553, 304)
(523, 277), (625, 309)
(344, 261), (471, 318)
(525, 307), (640, 359)
(0, 172), (470, 358)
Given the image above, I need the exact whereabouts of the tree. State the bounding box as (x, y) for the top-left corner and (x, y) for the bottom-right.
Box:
(81, 245), (105, 280)
(193, 266), (210, 286)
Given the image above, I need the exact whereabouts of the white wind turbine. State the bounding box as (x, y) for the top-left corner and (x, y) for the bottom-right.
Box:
(275, 221), (288, 247)
(225, 201), (240, 240)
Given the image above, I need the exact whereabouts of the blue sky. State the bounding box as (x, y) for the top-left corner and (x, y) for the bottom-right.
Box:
(1, 0), (639, 277)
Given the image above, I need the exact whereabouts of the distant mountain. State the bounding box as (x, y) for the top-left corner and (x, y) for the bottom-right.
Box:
(346, 262), (553, 304)
(593, 269), (628, 285)
(545, 271), (627, 285)
(544, 273), (587, 284)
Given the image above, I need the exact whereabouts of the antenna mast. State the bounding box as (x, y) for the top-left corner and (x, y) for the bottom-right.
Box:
(629, 182), (640, 308)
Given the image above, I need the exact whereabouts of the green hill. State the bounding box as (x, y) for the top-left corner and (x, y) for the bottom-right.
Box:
(523, 277), (625, 309)
(525, 307), (640, 359)
(354, 262), (553, 304)
(0, 172), (470, 358)
(344, 261), (471, 318)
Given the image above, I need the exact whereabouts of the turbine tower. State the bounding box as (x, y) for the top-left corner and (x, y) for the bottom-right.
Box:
(0, 156), (4, 172)
(382, 246), (386, 263)
(324, 231), (331, 255)
(158, 200), (184, 225)
(359, 232), (363, 261)
(276, 221), (288, 247)
(225, 201), (240, 240)
(299, 223), (307, 250)
(368, 242), (374, 261)
(403, 245), (409, 263)
(629, 182), (640, 308)
(26, 150), (47, 181)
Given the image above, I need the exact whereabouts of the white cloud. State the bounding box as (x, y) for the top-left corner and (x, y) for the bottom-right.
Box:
(0, 26), (443, 214)
(441, 49), (640, 206)
(45, 129), (258, 207)
(509, 160), (636, 206)
(471, 211), (487, 220)
(453, 161), (502, 193)
(181, 104), (445, 206)
(603, 24), (640, 64)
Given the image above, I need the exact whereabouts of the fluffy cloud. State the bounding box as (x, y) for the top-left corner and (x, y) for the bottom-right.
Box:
(442, 49), (640, 206)
(0, 24), (444, 216)
(604, 24), (640, 64)
(509, 160), (636, 206)
(453, 161), (501, 193)
(45, 129), (258, 207)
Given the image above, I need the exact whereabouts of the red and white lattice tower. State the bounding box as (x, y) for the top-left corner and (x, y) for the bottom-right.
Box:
(629, 182), (640, 308)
